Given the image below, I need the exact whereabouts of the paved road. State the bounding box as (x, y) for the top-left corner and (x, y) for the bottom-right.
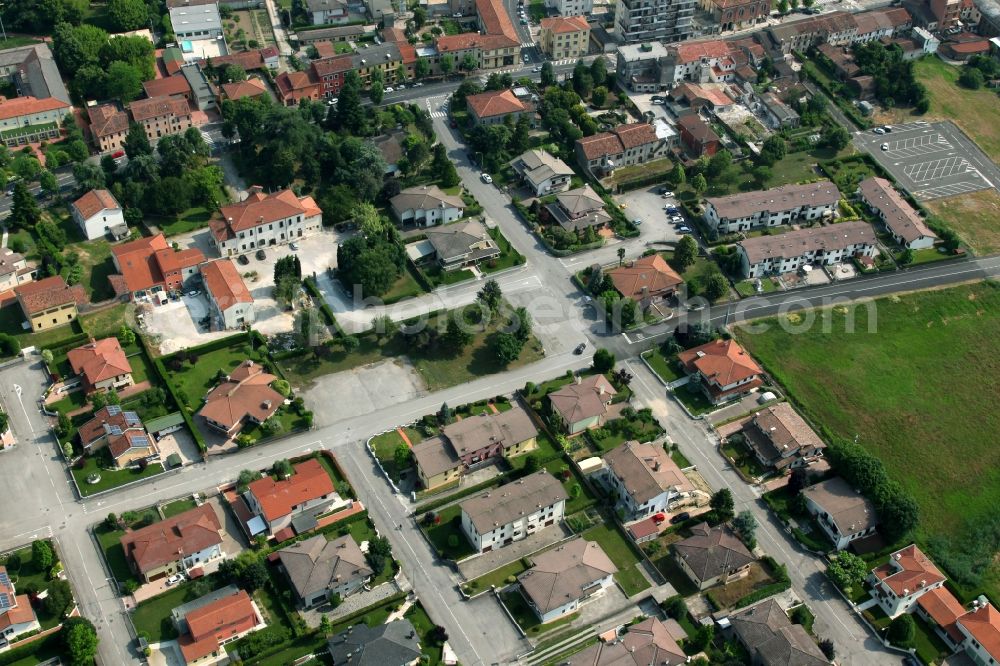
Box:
(0, 170), (77, 220)
(624, 359), (902, 666)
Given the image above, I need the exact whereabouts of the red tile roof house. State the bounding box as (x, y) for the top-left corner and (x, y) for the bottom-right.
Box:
(15, 275), (87, 333)
(465, 89), (533, 127)
(127, 94), (193, 143)
(957, 601), (1000, 665)
(76, 405), (157, 468)
(868, 544), (947, 618)
(915, 586), (969, 651)
(275, 70), (321, 107)
(209, 188), (323, 258)
(175, 587), (263, 664)
(66, 337), (134, 394)
(196, 360), (284, 438)
(70, 189), (127, 241)
(548, 374), (617, 435)
(120, 504), (225, 582)
(0, 565), (40, 648)
(607, 254), (683, 311)
(677, 338), (764, 405)
(199, 260), (254, 330)
(574, 123), (668, 178)
(110, 233), (205, 302)
(245, 458), (342, 535)
(677, 112), (721, 157)
(87, 102), (130, 154)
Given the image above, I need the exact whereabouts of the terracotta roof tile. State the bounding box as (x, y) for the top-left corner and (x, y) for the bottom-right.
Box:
(15, 275), (85, 314)
(88, 103), (129, 139)
(218, 189), (321, 233)
(201, 259), (253, 311)
(476, 0), (519, 42)
(958, 603), (1000, 660)
(540, 15), (590, 33)
(917, 587), (967, 645)
(120, 504), (222, 575)
(608, 254), (683, 301)
(678, 339), (762, 386)
(67, 337), (132, 387)
(142, 74), (192, 99)
(197, 360), (282, 431)
(72, 189), (120, 221)
(248, 459), (335, 522)
(0, 95), (70, 121)
(549, 374), (616, 424)
(129, 95), (190, 122)
(872, 544), (946, 597)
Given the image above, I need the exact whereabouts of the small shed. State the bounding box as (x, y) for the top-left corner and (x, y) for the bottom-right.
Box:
(145, 412), (185, 438)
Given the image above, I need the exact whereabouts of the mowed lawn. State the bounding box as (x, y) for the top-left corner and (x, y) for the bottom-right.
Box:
(878, 57), (1000, 164)
(736, 283), (1000, 597)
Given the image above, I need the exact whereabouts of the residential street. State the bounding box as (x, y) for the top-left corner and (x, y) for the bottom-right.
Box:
(1, 64), (997, 666)
(623, 359), (902, 666)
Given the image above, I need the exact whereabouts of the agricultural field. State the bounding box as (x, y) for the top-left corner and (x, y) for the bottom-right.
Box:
(736, 282), (1000, 601)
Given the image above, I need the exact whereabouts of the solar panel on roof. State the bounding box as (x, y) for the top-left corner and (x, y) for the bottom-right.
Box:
(109, 426), (122, 436)
(0, 572), (10, 585)
(0, 593), (11, 610)
(130, 436), (149, 447)
(107, 405), (122, 416)
(124, 411), (141, 425)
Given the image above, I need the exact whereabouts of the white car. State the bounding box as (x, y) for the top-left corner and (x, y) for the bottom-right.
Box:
(187, 290), (200, 297)
(166, 574), (184, 586)
(413, 82), (423, 87)
(384, 86), (394, 93)
(289, 242), (299, 251)
(661, 190), (675, 197)
(533, 66), (542, 72)
(481, 173), (493, 184)
(880, 142), (889, 151)
(873, 127), (886, 135)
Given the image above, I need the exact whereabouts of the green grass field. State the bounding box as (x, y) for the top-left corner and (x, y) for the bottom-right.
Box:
(72, 457), (165, 496)
(641, 348), (683, 383)
(736, 282), (1000, 601)
(582, 524), (651, 597)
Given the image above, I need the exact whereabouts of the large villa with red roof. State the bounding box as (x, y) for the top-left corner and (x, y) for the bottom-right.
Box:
(677, 338), (764, 404)
(245, 458), (344, 536)
(110, 233), (205, 302)
(196, 360), (284, 438)
(66, 337), (134, 394)
(209, 187), (322, 257)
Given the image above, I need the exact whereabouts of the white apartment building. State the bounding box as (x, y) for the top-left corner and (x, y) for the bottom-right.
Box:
(868, 544), (947, 618)
(737, 221), (878, 278)
(615, 0), (696, 44)
(704, 181), (841, 234)
(209, 188), (323, 257)
(601, 440), (693, 521)
(460, 471), (568, 553)
(547, 0), (593, 15)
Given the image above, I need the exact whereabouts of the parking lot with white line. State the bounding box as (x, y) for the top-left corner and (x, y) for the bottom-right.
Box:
(854, 120), (1000, 201)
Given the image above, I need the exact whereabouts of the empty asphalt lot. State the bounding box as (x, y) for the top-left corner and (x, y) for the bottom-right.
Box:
(854, 120), (1000, 200)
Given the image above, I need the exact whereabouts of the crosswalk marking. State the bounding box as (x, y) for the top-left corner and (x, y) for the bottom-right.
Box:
(430, 111), (446, 118)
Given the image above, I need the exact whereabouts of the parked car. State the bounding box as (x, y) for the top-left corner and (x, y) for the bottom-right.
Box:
(327, 97), (338, 106)
(670, 512), (691, 524)
(520, 17), (527, 23)
(660, 190), (675, 197)
(533, 66), (542, 72)
(256, 249), (266, 260)
(187, 290), (200, 298)
(670, 215), (684, 223)
(677, 226), (692, 233)
(289, 242), (299, 251)
(652, 513), (667, 524)
(873, 127), (886, 135)
(481, 172), (493, 184)
(166, 574), (185, 586)
(882, 125), (893, 132)
(633, 218), (643, 226)
(665, 206), (680, 214)
(573, 343), (586, 354)
(880, 143), (889, 151)
(237, 254), (249, 265)
(384, 86), (394, 93)
(111, 150), (125, 159)
(413, 82), (423, 87)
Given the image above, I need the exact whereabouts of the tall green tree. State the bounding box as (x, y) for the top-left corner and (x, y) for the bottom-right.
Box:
(335, 71), (366, 134)
(62, 616), (99, 666)
(540, 61), (556, 87)
(105, 61), (144, 103)
(10, 182), (41, 229)
(107, 0), (147, 31)
(590, 57), (607, 87)
(493, 332), (523, 365)
(476, 279), (502, 314)
(674, 235), (697, 272)
(370, 69), (385, 104)
(123, 123), (152, 159)
(433, 143), (460, 187)
(710, 488), (735, 522)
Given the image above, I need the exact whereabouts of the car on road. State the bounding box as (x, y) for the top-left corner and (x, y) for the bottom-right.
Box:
(670, 512), (691, 524)
(873, 127), (886, 135)
(880, 142), (889, 151)
(520, 17), (527, 23)
(166, 574), (185, 586)
(481, 172), (493, 183)
(533, 66), (542, 72)
(633, 218), (642, 225)
(237, 254), (249, 265)
(413, 82), (423, 87)
(523, 55), (531, 63)
(882, 125), (892, 132)
(255, 249), (266, 260)
(384, 86), (394, 93)
(187, 290), (200, 298)
(573, 343), (586, 354)
(290, 242), (299, 251)
(660, 190), (674, 197)
(665, 205), (679, 213)
(677, 225), (692, 233)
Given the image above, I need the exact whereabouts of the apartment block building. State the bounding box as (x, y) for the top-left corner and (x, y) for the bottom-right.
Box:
(614, 0), (696, 44)
(539, 16), (591, 60)
(460, 471), (568, 553)
(736, 221), (878, 278)
(210, 188), (323, 256)
(704, 181), (841, 233)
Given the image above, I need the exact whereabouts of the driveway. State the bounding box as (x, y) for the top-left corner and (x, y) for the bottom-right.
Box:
(458, 523), (572, 581)
(155, 429), (200, 467)
(140, 295), (233, 354)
